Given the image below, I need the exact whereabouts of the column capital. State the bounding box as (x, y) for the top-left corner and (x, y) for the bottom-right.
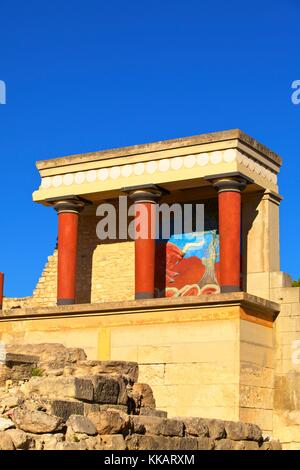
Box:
(123, 184), (168, 203)
(213, 177), (247, 193)
(46, 196), (89, 214)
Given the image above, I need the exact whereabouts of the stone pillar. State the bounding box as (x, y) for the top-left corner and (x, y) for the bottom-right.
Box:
(129, 187), (162, 300)
(213, 178), (246, 292)
(0, 272), (3, 309)
(53, 198), (85, 305)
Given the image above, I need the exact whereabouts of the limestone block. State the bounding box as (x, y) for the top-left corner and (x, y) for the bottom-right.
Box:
(0, 417), (15, 431)
(66, 415), (97, 436)
(224, 421), (262, 441)
(12, 409), (63, 434)
(180, 417), (209, 437)
(233, 440), (259, 450)
(48, 399), (84, 421)
(130, 415), (184, 437)
(132, 383), (156, 410)
(139, 408), (168, 418)
(22, 376), (94, 402)
(270, 287), (300, 304)
(87, 409), (129, 435)
(239, 385), (273, 409)
(138, 364), (165, 385)
(260, 440), (282, 450)
(5, 428), (33, 450)
(239, 408), (273, 432)
(270, 272), (292, 289)
(75, 360), (138, 383)
(86, 434), (126, 450)
(0, 431), (15, 450)
(90, 375), (124, 405)
(214, 438), (234, 450)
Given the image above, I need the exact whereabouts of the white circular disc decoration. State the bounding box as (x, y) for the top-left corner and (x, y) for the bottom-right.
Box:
(197, 153), (209, 166)
(171, 157), (183, 170)
(158, 159), (170, 172)
(75, 172), (86, 184)
(134, 162), (145, 176)
(63, 174), (74, 186)
(97, 168), (109, 181)
(146, 160), (158, 174)
(210, 151), (222, 164)
(110, 166), (121, 179)
(52, 175), (63, 187)
(86, 170), (97, 182)
(223, 149), (236, 162)
(121, 165), (133, 177)
(184, 155), (196, 168)
(41, 177), (52, 189)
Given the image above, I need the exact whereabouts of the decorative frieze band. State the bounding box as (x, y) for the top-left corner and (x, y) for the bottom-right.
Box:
(40, 149), (278, 190)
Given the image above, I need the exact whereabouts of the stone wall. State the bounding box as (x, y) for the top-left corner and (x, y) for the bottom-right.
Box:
(246, 273), (300, 449)
(0, 343), (281, 451)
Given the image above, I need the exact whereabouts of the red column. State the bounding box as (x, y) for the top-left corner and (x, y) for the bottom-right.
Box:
(0, 272), (4, 309)
(129, 188), (162, 299)
(214, 178), (246, 292)
(54, 199), (85, 305)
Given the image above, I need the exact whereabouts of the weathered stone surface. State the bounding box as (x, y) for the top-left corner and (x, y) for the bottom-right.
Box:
(197, 437), (215, 450)
(6, 428), (34, 450)
(130, 415), (184, 437)
(139, 407), (167, 418)
(126, 434), (169, 450)
(245, 423), (263, 442)
(56, 441), (87, 450)
(6, 343), (87, 368)
(88, 410), (130, 435)
(91, 375), (123, 405)
(4, 353), (39, 365)
(48, 399), (84, 421)
(86, 434), (126, 450)
(132, 383), (156, 409)
(74, 360), (139, 383)
(233, 440), (259, 450)
(260, 440), (282, 450)
(224, 421), (262, 442)
(0, 431), (15, 450)
(22, 376), (94, 401)
(0, 417), (15, 431)
(224, 421), (249, 441)
(181, 417), (209, 437)
(0, 395), (24, 412)
(214, 438), (235, 450)
(168, 436), (198, 450)
(12, 408), (63, 434)
(30, 432), (64, 450)
(206, 419), (226, 440)
(66, 415), (97, 436)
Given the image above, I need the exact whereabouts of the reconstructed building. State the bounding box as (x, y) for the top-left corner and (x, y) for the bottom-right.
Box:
(1, 129), (299, 448)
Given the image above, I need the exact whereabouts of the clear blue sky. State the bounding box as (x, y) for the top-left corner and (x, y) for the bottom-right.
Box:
(0, 0), (299, 297)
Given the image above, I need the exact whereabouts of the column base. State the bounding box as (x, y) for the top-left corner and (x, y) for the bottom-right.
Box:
(221, 285), (241, 293)
(57, 299), (76, 305)
(135, 292), (155, 300)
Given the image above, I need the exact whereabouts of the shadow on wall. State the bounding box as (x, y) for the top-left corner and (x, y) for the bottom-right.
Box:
(241, 192), (261, 292)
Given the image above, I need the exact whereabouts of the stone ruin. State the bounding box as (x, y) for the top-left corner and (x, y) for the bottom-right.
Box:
(0, 343), (281, 451)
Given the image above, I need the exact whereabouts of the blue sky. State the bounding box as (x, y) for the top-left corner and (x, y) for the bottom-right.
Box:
(0, 0), (299, 297)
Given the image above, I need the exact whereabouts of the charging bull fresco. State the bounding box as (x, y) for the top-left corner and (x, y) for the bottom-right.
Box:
(155, 201), (220, 297)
